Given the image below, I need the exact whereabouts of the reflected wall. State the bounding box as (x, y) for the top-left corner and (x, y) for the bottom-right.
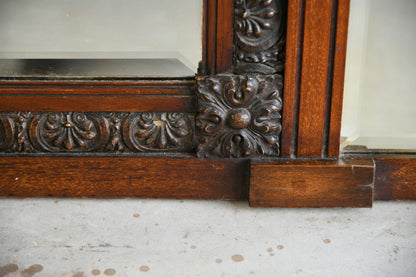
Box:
(342, 0), (416, 150)
(0, 0), (203, 72)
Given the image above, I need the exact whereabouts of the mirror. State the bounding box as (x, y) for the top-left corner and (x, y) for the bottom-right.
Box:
(0, 0), (203, 77)
(341, 0), (416, 152)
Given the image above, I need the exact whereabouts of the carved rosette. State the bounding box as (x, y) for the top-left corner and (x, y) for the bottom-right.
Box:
(234, 0), (285, 74)
(123, 112), (194, 152)
(0, 112), (194, 154)
(196, 74), (282, 158)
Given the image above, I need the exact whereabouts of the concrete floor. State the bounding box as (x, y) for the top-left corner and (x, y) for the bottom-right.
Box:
(0, 200), (415, 277)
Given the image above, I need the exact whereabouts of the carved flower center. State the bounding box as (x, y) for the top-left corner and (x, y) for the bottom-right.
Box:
(242, 10), (250, 19)
(227, 108), (251, 129)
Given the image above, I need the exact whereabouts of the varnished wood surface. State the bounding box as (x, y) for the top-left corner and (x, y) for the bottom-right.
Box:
(0, 80), (195, 95)
(0, 79), (196, 112)
(282, 0), (350, 158)
(0, 157), (249, 200)
(216, 0), (234, 73)
(374, 157), (416, 201)
(297, 0), (334, 157)
(0, 95), (195, 112)
(328, 0), (350, 157)
(249, 159), (374, 208)
(281, 0), (304, 157)
(201, 0), (233, 75)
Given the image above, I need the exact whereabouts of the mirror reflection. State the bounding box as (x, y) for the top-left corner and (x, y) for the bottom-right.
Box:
(0, 0), (203, 77)
(341, 0), (416, 151)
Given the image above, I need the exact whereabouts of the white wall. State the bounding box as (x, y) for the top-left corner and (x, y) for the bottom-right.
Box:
(0, 0), (203, 71)
(342, 0), (416, 148)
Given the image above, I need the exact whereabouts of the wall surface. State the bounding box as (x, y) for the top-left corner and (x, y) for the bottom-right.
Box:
(342, 0), (416, 148)
(1, 200), (415, 277)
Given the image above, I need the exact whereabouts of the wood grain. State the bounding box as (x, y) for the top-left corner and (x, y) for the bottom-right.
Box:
(0, 79), (196, 112)
(328, 0), (351, 157)
(374, 157), (416, 201)
(281, 0), (304, 157)
(297, 0), (334, 157)
(202, 0), (233, 74)
(0, 95), (195, 112)
(0, 80), (195, 95)
(250, 159), (374, 207)
(0, 157), (248, 200)
(216, 0), (234, 73)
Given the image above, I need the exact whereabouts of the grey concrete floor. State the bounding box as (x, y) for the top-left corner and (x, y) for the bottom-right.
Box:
(0, 200), (415, 277)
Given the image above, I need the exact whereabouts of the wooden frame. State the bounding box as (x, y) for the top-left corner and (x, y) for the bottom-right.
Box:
(0, 0), (414, 207)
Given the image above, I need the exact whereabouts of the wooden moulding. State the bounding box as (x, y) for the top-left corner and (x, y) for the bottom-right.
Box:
(0, 80), (196, 112)
(0, 157), (249, 200)
(282, 0), (351, 158)
(249, 159), (374, 208)
(201, 0), (234, 75)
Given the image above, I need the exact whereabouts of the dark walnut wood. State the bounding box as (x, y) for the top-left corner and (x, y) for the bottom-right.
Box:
(281, 0), (350, 158)
(196, 74), (282, 158)
(195, 0), (286, 158)
(374, 157), (416, 201)
(0, 157), (249, 200)
(0, 0), (411, 206)
(0, 112), (194, 153)
(250, 159), (374, 208)
(234, 0), (285, 74)
(0, 79), (196, 113)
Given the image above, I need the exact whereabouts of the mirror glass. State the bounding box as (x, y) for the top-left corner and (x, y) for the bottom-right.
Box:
(0, 0), (203, 77)
(341, 0), (416, 152)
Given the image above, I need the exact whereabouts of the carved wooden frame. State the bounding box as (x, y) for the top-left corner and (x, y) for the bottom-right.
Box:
(0, 0), (415, 206)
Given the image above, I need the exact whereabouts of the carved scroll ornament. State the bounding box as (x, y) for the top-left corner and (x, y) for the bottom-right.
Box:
(0, 112), (194, 154)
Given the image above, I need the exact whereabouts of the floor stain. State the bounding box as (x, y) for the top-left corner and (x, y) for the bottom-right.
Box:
(231, 254), (244, 262)
(20, 264), (43, 277)
(103, 268), (116, 276)
(133, 213), (140, 218)
(215, 259), (222, 264)
(139, 266), (150, 272)
(91, 269), (100, 276)
(0, 264), (19, 277)
(190, 245), (196, 249)
(267, 247), (273, 253)
(72, 272), (84, 277)
(323, 239), (331, 244)
(277, 245), (284, 250)
(183, 232), (189, 239)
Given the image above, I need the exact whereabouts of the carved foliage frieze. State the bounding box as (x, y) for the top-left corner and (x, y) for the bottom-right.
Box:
(234, 0), (285, 74)
(0, 112), (194, 154)
(196, 74), (282, 158)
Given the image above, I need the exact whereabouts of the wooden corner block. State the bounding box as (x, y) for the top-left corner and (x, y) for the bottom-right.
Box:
(249, 159), (375, 208)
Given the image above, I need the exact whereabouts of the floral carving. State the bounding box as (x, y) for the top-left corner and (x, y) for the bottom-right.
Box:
(123, 113), (194, 152)
(29, 112), (109, 152)
(196, 74), (282, 158)
(235, 0), (277, 38)
(0, 112), (194, 154)
(234, 0), (285, 74)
